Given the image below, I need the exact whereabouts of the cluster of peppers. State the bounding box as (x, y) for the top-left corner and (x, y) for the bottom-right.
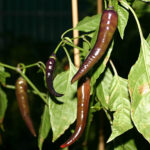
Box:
(15, 6), (118, 148)
(46, 6), (118, 148)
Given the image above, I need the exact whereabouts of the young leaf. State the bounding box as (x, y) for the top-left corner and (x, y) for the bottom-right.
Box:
(117, 5), (129, 39)
(0, 86), (7, 125)
(0, 66), (10, 85)
(49, 52), (77, 141)
(128, 35), (150, 143)
(90, 41), (114, 93)
(75, 14), (101, 32)
(38, 105), (51, 150)
(107, 76), (133, 142)
(96, 68), (113, 109)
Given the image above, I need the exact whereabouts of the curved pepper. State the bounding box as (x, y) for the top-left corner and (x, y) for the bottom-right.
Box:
(46, 53), (63, 97)
(60, 77), (90, 148)
(71, 8), (118, 84)
(15, 77), (36, 137)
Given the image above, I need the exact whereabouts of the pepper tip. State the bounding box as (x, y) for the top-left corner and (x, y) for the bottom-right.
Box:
(60, 144), (66, 148)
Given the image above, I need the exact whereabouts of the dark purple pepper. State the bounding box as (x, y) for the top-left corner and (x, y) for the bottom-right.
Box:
(15, 77), (36, 137)
(46, 53), (63, 97)
(60, 77), (90, 148)
(71, 8), (118, 84)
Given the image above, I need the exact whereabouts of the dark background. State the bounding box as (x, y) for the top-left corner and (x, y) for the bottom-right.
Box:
(0, 0), (150, 150)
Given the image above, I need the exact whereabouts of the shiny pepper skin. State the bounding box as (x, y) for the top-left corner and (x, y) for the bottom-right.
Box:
(15, 77), (36, 137)
(71, 8), (118, 84)
(46, 53), (63, 97)
(60, 77), (90, 148)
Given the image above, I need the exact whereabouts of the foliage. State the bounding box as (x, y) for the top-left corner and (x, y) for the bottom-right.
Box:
(0, 0), (150, 149)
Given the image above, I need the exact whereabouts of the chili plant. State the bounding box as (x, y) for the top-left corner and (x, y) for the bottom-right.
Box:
(0, 0), (150, 150)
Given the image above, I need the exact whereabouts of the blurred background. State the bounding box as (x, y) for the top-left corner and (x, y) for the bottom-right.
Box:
(0, 0), (90, 65)
(0, 0), (150, 150)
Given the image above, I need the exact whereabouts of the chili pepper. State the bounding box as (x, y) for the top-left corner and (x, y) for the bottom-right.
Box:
(46, 53), (63, 97)
(15, 77), (36, 137)
(60, 77), (90, 148)
(71, 7), (118, 84)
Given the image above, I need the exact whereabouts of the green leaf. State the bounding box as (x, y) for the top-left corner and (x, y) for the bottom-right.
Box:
(49, 52), (77, 141)
(117, 5), (129, 39)
(0, 86), (8, 125)
(90, 28), (99, 49)
(132, 0), (150, 17)
(38, 105), (51, 150)
(114, 137), (137, 150)
(80, 29), (98, 59)
(75, 14), (101, 32)
(128, 35), (150, 143)
(113, 0), (118, 11)
(85, 32), (95, 38)
(96, 68), (113, 109)
(108, 76), (133, 142)
(80, 41), (90, 59)
(0, 66), (10, 85)
(90, 41), (114, 93)
(120, 0), (130, 10)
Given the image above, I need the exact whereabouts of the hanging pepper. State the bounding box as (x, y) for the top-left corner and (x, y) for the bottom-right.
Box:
(46, 53), (63, 97)
(15, 77), (36, 137)
(60, 77), (90, 148)
(71, 7), (118, 84)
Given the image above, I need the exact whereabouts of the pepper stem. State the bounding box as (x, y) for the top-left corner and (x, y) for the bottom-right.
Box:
(108, 0), (113, 8)
(53, 41), (63, 55)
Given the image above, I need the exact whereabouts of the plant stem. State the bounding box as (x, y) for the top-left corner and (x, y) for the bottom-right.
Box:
(54, 41), (63, 54)
(0, 62), (48, 104)
(61, 28), (73, 39)
(37, 61), (46, 69)
(108, 0), (113, 8)
(0, 62), (17, 71)
(24, 63), (39, 69)
(103, 108), (112, 125)
(82, 37), (91, 49)
(2, 84), (15, 90)
(109, 60), (118, 76)
(104, 0), (107, 9)
(63, 40), (85, 52)
(25, 61), (46, 75)
(120, 0), (143, 40)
